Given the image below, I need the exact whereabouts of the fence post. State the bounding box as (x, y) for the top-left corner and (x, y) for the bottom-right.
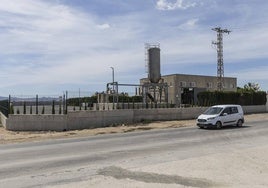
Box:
(8, 95), (11, 116)
(52, 100), (55, 114)
(36, 95), (38, 114)
(79, 89), (81, 111)
(132, 98), (135, 109)
(65, 91), (68, 114)
(23, 101), (26, 114)
(63, 94), (65, 114)
(42, 105), (45, 114)
(59, 100), (62, 114)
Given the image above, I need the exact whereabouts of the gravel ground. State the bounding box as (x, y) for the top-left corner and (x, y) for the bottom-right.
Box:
(0, 113), (268, 144)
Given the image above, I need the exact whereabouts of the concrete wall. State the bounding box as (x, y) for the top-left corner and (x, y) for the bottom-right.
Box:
(6, 115), (67, 131)
(266, 92), (268, 112)
(0, 112), (7, 128)
(67, 110), (134, 130)
(133, 107), (207, 122)
(4, 105), (267, 132)
(242, 105), (267, 114)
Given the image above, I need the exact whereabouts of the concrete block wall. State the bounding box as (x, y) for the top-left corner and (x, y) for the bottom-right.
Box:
(2, 107), (210, 131)
(6, 115), (67, 131)
(267, 95), (268, 111)
(67, 110), (134, 130)
(132, 107), (207, 122)
(3, 105), (268, 132)
(0, 112), (7, 128)
(242, 105), (267, 114)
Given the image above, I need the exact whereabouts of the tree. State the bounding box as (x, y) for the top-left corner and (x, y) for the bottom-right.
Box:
(243, 82), (260, 92)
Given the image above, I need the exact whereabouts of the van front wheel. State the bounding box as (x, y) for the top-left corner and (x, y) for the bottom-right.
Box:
(216, 121), (222, 129)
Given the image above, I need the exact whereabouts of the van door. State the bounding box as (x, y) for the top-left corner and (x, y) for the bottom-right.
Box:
(221, 107), (236, 125)
(230, 106), (239, 124)
(223, 106), (238, 125)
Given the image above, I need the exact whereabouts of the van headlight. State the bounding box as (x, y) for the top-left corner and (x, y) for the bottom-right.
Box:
(207, 117), (215, 120)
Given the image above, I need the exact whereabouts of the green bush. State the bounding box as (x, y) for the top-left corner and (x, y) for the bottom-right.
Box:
(67, 96), (97, 106)
(197, 91), (266, 106)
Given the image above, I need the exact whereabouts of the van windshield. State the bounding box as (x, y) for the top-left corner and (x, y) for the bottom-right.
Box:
(203, 107), (223, 115)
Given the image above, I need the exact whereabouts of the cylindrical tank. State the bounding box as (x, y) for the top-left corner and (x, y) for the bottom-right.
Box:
(148, 47), (161, 83)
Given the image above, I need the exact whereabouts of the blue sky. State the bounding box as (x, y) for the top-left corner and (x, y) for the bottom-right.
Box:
(0, 0), (268, 96)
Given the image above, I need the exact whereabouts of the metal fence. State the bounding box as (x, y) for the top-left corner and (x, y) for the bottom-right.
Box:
(0, 99), (9, 117)
(9, 94), (67, 115)
(66, 90), (97, 111)
(0, 90), (181, 117)
(0, 91), (98, 116)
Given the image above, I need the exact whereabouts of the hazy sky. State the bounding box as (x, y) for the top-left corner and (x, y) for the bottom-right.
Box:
(0, 0), (268, 96)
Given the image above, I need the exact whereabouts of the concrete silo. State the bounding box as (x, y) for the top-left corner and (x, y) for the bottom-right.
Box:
(141, 43), (168, 105)
(148, 47), (161, 83)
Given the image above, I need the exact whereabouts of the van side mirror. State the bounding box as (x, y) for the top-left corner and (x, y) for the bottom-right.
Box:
(222, 113), (228, 116)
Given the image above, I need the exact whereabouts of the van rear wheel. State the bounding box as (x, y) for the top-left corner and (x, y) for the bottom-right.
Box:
(216, 121), (222, 129)
(237, 119), (243, 127)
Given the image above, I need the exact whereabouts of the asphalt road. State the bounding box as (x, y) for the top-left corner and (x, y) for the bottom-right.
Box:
(0, 120), (268, 188)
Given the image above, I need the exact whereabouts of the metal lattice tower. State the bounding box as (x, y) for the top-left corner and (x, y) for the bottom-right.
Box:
(212, 27), (231, 91)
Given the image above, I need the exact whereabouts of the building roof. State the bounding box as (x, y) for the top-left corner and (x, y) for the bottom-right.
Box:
(161, 73), (236, 79)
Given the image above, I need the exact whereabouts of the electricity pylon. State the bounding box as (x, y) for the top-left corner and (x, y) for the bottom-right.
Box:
(212, 27), (231, 91)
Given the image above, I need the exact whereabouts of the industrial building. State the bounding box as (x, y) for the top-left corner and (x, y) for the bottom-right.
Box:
(141, 74), (237, 106)
(139, 44), (237, 106)
(105, 43), (237, 107)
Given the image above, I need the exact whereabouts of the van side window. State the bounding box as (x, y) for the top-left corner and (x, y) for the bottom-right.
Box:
(222, 107), (232, 114)
(231, 107), (238, 114)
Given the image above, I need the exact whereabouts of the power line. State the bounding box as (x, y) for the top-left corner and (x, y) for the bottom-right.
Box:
(212, 27), (231, 91)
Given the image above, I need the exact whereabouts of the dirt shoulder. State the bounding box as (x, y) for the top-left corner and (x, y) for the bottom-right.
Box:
(0, 113), (267, 145)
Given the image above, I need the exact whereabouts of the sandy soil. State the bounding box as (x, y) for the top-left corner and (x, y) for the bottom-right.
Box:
(0, 113), (267, 144)
(60, 145), (268, 188)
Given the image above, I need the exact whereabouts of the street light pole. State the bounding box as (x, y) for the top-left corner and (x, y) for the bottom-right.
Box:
(110, 67), (115, 109)
(110, 67), (114, 84)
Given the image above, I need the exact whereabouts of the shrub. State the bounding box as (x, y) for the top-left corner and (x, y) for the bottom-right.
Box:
(197, 91), (267, 106)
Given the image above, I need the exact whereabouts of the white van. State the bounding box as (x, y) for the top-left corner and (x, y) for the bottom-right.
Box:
(197, 105), (244, 129)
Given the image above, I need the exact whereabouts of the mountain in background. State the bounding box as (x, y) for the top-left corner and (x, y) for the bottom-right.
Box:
(0, 96), (61, 102)
(0, 96), (8, 100)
